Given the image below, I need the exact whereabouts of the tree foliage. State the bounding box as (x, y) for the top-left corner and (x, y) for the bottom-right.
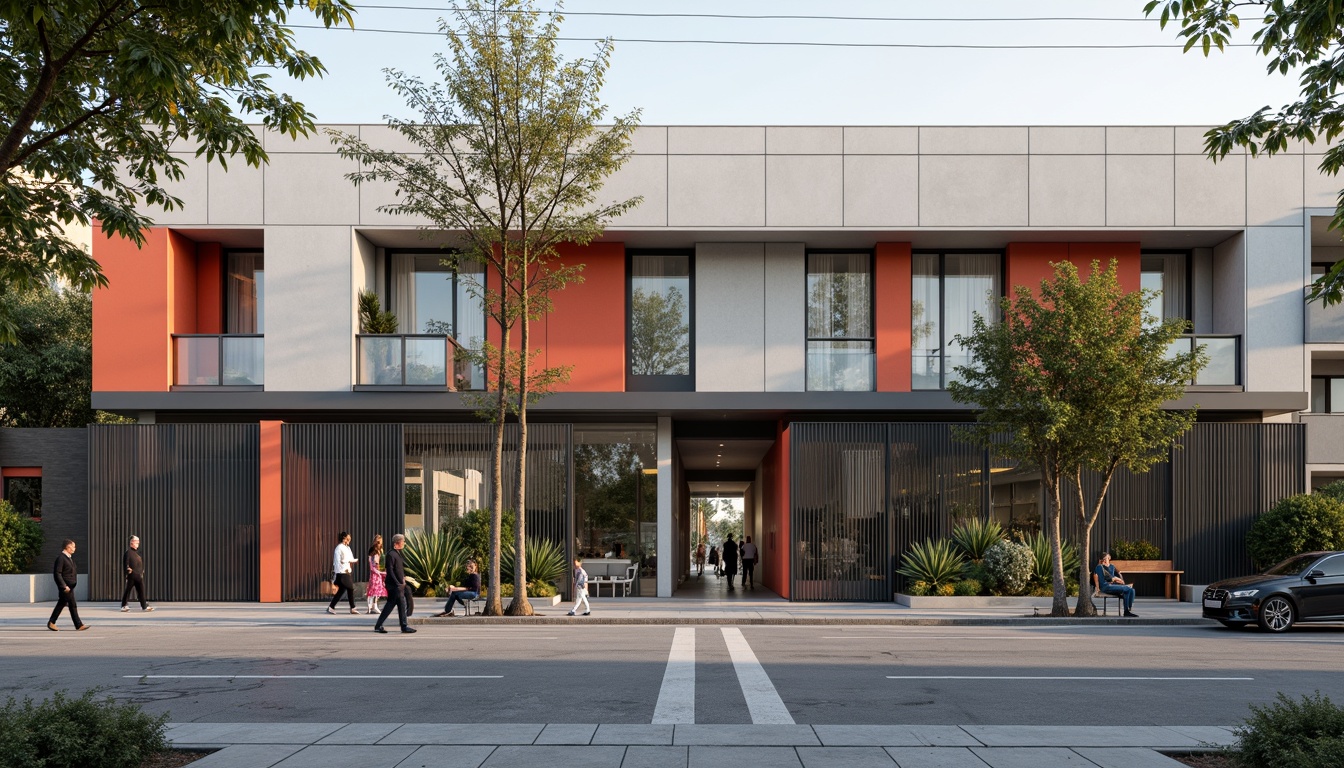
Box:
(0, 499), (42, 574)
(948, 260), (1203, 615)
(1145, 0), (1344, 305)
(0, 0), (354, 343)
(332, 0), (640, 616)
(1246, 492), (1344, 570)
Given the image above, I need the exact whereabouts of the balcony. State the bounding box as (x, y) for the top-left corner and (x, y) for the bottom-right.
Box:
(356, 334), (474, 391)
(1168, 334), (1241, 389)
(1306, 288), (1344, 343)
(172, 335), (264, 390)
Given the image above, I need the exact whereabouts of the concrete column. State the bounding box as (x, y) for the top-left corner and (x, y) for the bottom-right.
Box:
(657, 415), (673, 597)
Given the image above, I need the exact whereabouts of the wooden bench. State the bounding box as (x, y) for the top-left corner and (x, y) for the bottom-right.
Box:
(1112, 559), (1183, 599)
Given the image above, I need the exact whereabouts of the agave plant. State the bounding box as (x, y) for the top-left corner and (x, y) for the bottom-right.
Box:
(1024, 531), (1080, 584)
(501, 536), (568, 588)
(402, 531), (469, 595)
(950, 518), (1006, 562)
(896, 538), (966, 588)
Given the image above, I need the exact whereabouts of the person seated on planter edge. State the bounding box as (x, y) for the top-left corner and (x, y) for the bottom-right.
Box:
(1095, 552), (1138, 617)
(435, 560), (481, 617)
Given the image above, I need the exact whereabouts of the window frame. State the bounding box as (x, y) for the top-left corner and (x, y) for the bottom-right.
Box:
(626, 248), (695, 392)
(804, 248), (877, 392)
(1140, 249), (1193, 325)
(911, 248), (1005, 391)
(1312, 375), (1344, 413)
(223, 248), (265, 335)
(384, 248), (486, 341)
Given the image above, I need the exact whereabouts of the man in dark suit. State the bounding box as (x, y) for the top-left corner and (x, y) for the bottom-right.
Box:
(120, 535), (154, 612)
(374, 533), (416, 634)
(49, 539), (87, 631)
(722, 534), (739, 591)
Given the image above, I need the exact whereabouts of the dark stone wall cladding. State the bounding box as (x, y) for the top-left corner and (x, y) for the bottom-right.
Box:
(0, 428), (89, 572)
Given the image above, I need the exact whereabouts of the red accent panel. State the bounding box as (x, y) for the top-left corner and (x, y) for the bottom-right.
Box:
(547, 242), (625, 392)
(760, 421), (790, 599)
(874, 243), (913, 392)
(1006, 242), (1142, 297)
(259, 421), (283, 603)
(196, 242), (223, 334)
(93, 229), (173, 391)
(2, 467), (41, 478)
(170, 230), (197, 334)
(1068, 242), (1141, 294)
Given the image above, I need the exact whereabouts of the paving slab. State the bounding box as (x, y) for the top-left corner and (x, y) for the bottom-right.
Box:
(182, 745), (304, 768)
(796, 746), (899, 767)
(168, 723), (346, 745)
(814, 725), (981, 747)
(619, 746), (688, 768)
(479, 745), (626, 768)
(381, 724), (545, 745)
(534, 723), (598, 745)
(393, 746), (496, 768)
(593, 724), (674, 746)
(885, 747), (991, 767)
(1160, 725), (1238, 747)
(1072, 748), (1191, 768)
(970, 748), (1100, 767)
(688, 746), (802, 768)
(674, 724), (820, 746)
(962, 726), (1202, 748)
(270, 745), (418, 768)
(317, 723), (404, 745)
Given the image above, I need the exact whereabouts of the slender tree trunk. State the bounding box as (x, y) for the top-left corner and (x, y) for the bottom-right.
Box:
(1043, 458), (1069, 616)
(1074, 474), (1097, 617)
(485, 272), (511, 617)
(506, 273), (533, 616)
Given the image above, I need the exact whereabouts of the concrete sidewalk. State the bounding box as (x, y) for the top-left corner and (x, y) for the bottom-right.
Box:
(169, 722), (1236, 767)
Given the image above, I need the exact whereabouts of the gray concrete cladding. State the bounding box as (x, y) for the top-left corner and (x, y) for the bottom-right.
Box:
(144, 124), (1339, 229)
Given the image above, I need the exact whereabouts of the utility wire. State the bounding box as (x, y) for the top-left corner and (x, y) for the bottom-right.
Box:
(349, 5), (1180, 23)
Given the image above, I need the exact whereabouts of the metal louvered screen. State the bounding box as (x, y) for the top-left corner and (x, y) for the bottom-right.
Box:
(282, 424), (404, 601)
(89, 424), (260, 601)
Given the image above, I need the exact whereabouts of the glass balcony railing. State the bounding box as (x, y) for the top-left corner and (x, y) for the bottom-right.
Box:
(356, 334), (475, 389)
(1167, 334), (1240, 387)
(173, 335), (264, 387)
(1306, 287), (1344, 343)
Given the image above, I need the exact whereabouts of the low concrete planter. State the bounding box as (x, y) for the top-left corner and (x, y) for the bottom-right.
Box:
(0, 574), (89, 603)
(895, 593), (1055, 609)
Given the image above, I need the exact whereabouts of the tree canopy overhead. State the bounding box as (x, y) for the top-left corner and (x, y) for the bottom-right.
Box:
(0, 0), (355, 341)
(1145, 0), (1344, 305)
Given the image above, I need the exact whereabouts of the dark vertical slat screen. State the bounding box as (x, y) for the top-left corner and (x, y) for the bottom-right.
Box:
(89, 424), (259, 601)
(889, 424), (985, 595)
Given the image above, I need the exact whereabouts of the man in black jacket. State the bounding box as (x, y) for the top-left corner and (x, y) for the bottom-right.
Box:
(49, 539), (87, 631)
(120, 535), (155, 612)
(374, 533), (416, 634)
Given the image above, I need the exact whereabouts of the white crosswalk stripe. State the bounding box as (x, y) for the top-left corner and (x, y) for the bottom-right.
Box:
(721, 627), (794, 725)
(652, 626), (696, 724)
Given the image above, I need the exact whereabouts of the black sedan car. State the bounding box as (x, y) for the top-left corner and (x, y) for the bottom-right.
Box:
(1203, 551), (1344, 632)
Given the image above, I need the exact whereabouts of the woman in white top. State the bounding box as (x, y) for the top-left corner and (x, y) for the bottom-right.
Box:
(326, 531), (359, 614)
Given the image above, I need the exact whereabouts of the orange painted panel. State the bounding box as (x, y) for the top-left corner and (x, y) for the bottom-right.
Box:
(169, 230), (197, 334)
(548, 242), (625, 392)
(874, 243), (913, 392)
(93, 229), (172, 391)
(1069, 242), (1141, 294)
(196, 243), (223, 334)
(1007, 242), (1142, 297)
(259, 421), (283, 603)
(2, 467), (41, 478)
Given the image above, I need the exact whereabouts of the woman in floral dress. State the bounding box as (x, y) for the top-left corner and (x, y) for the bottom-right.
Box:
(365, 535), (387, 615)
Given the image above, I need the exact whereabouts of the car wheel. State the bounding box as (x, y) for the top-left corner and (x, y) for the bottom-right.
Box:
(1257, 596), (1295, 633)
(1218, 620), (1249, 629)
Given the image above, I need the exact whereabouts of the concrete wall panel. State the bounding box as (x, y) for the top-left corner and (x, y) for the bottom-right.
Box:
(1305, 160), (1341, 209)
(1246, 226), (1306, 392)
(695, 243), (765, 391)
(264, 226), (354, 391)
(843, 156), (918, 227)
(144, 153), (209, 225)
(920, 127), (1027, 155)
(264, 126), (357, 153)
(208, 161), (264, 225)
(668, 126), (764, 154)
(843, 127), (918, 155)
(668, 156), (765, 226)
(602, 154), (667, 227)
(1106, 155), (1174, 226)
(628, 126), (668, 155)
(1107, 126), (1174, 154)
(1176, 154), (1247, 226)
(919, 155), (1028, 226)
(1028, 126), (1105, 155)
(767, 127), (842, 155)
(1212, 232), (1246, 338)
(1028, 155), (1105, 226)
(764, 243), (805, 392)
(1247, 154), (1305, 227)
(263, 154), (360, 225)
(357, 171), (433, 227)
(766, 155), (843, 226)
(1175, 126), (1244, 155)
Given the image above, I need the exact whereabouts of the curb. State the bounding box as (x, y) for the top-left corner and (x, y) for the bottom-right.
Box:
(406, 616), (1217, 626)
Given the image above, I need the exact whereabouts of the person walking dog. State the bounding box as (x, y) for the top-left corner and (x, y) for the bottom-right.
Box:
(327, 531), (359, 614)
(48, 540), (87, 631)
(374, 534), (416, 634)
(120, 535), (154, 612)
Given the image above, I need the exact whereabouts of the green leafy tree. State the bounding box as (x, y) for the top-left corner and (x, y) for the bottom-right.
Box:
(332, 0), (640, 616)
(0, 499), (42, 573)
(1145, 0), (1344, 305)
(629, 286), (689, 375)
(948, 261), (1204, 616)
(708, 500), (743, 545)
(0, 0), (355, 343)
(1246, 493), (1344, 570)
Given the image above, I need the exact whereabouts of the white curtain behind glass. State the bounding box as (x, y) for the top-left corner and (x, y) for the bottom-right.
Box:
(226, 252), (264, 334)
(390, 254), (417, 334)
(806, 252), (871, 338)
(943, 254), (999, 385)
(911, 254), (941, 389)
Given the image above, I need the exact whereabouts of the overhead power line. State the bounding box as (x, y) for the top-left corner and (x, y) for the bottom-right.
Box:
(350, 4), (1179, 23)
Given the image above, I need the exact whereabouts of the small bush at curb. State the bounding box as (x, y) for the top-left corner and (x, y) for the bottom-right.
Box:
(983, 540), (1033, 596)
(1232, 691), (1344, 768)
(0, 689), (168, 768)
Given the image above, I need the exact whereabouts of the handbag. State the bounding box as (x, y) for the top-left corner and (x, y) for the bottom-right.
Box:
(319, 579), (336, 597)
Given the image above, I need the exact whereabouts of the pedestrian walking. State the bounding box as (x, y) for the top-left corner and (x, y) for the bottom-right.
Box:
(48, 539), (87, 631)
(694, 542), (706, 576)
(327, 531), (359, 614)
(374, 534), (416, 634)
(567, 557), (591, 616)
(722, 534), (739, 591)
(120, 535), (154, 612)
(709, 545), (720, 577)
(740, 535), (758, 589)
(365, 535), (387, 615)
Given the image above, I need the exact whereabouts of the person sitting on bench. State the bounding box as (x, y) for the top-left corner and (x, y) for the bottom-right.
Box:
(1095, 552), (1137, 617)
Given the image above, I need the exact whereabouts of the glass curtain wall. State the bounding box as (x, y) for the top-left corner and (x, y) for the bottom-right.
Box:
(912, 252), (1001, 389)
(628, 252), (692, 391)
(390, 253), (487, 389)
(806, 251), (874, 391)
(573, 425), (657, 596)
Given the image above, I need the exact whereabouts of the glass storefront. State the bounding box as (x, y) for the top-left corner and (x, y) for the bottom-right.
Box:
(573, 424), (657, 596)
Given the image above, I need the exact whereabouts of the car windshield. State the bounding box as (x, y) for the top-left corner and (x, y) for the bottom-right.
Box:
(1263, 553), (1322, 576)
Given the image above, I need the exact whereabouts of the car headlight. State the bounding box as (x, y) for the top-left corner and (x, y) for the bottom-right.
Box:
(1231, 589), (1259, 598)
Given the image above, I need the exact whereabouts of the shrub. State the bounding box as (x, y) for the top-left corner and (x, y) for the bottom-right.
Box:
(1232, 691), (1344, 768)
(983, 540), (1033, 595)
(0, 501), (42, 574)
(1247, 494), (1344, 570)
(501, 536), (567, 587)
(950, 518), (1005, 562)
(1110, 539), (1161, 560)
(0, 689), (168, 768)
(441, 508), (513, 568)
(905, 580), (931, 596)
(402, 531), (469, 596)
(1023, 532), (1080, 585)
(935, 583), (956, 597)
(1316, 479), (1344, 504)
(953, 579), (981, 596)
(896, 538), (965, 589)
(963, 561), (996, 592)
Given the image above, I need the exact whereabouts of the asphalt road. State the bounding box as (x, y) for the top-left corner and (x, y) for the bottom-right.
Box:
(4, 617), (1342, 726)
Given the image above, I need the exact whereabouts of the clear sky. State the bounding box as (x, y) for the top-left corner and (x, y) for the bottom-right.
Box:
(272, 0), (1302, 127)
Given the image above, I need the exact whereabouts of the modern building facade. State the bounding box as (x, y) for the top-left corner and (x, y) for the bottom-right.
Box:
(84, 124), (1340, 602)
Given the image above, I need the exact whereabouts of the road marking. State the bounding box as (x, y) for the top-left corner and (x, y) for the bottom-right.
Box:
(823, 635), (1075, 640)
(652, 627), (695, 724)
(284, 636), (557, 641)
(721, 628), (794, 725)
(886, 675), (1253, 681)
(125, 675), (502, 679)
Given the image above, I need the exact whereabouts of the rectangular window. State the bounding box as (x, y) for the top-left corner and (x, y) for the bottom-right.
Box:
(807, 251), (874, 391)
(225, 251), (264, 334)
(628, 251), (693, 391)
(1312, 376), (1344, 413)
(912, 252), (1001, 390)
(4, 476), (41, 519)
(1141, 252), (1190, 326)
(388, 252), (487, 389)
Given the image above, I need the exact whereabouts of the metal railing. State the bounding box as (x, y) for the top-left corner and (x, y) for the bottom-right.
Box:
(172, 335), (264, 387)
(356, 334), (474, 389)
(1168, 334), (1240, 387)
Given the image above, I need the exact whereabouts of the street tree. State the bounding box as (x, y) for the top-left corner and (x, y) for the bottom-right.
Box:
(0, 0), (355, 343)
(1145, 0), (1344, 305)
(332, 0), (640, 616)
(947, 261), (1203, 616)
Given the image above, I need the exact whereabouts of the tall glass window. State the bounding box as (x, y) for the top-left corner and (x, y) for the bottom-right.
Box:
(574, 425), (657, 596)
(389, 252), (487, 389)
(628, 251), (692, 391)
(225, 251), (264, 333)
(912, 252), (1001, 390)
(1141, 252), (1189, 326)
(807, 251), (874, 391)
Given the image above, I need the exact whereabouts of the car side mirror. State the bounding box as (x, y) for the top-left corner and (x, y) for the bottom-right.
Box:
(1307, 569), (1326, 581)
